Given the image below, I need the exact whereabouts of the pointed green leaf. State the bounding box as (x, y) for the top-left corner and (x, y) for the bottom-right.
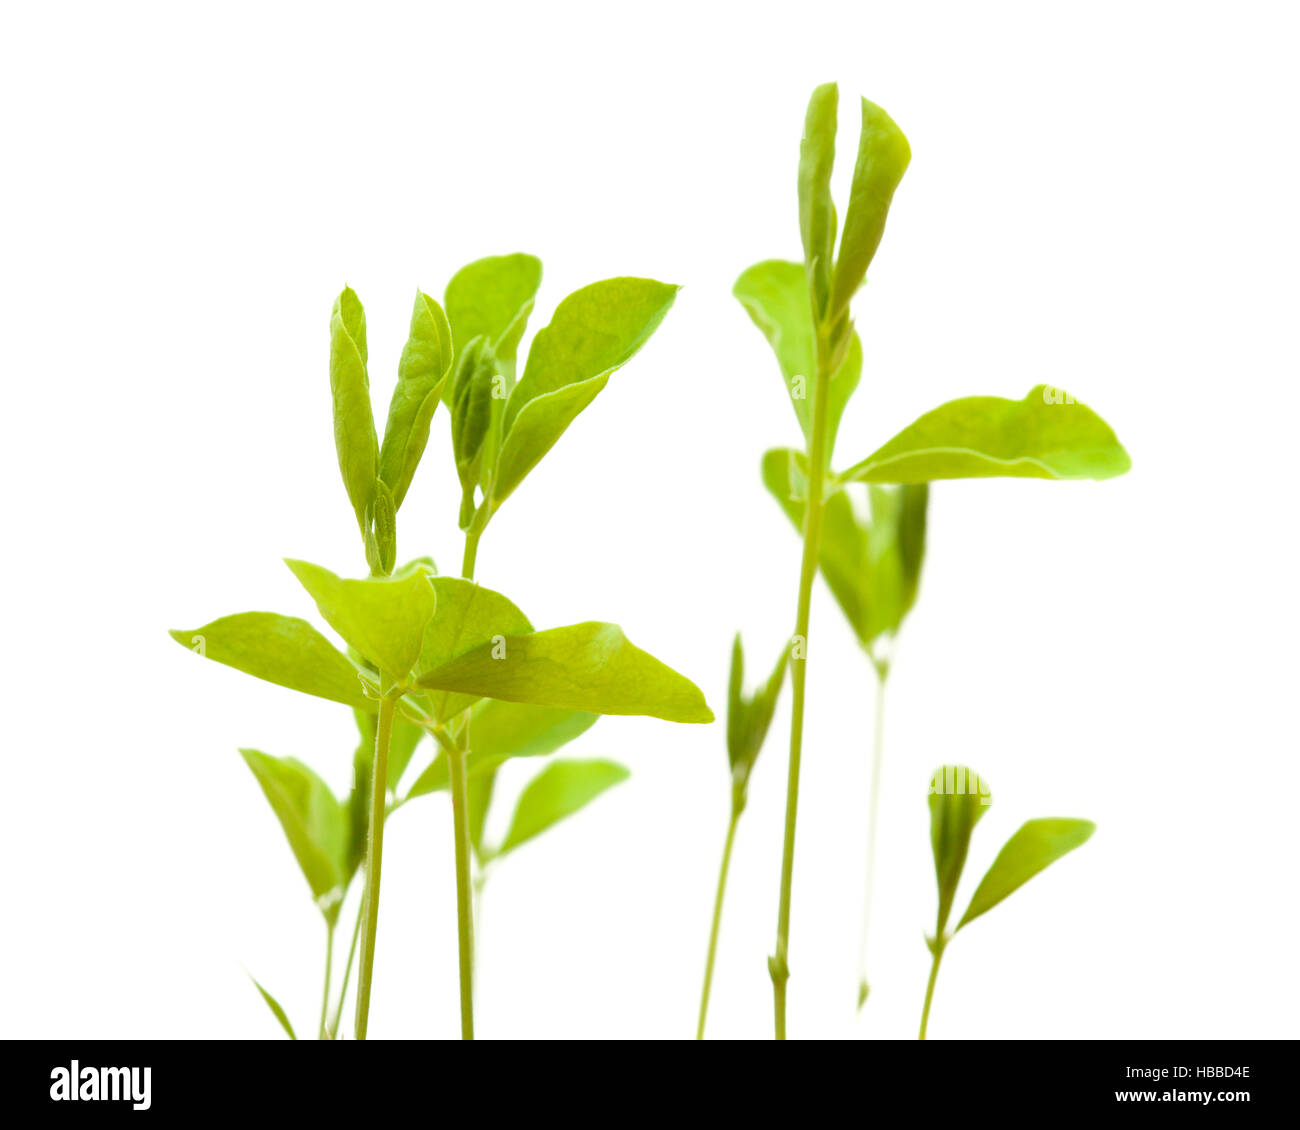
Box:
(450, 337), (497, 526)
(726, 634), (788, 794)
(445, 253), (543, 375)
(734, 262), (861, 464)
(957, 818), (1096, 931)
(828, 97), (911, 320)
(798, 82), (838, 319)
(495, 759), (630, 858)
(841, 386), (1132, 484)
(239, 749), (348, 913)
(415, 621), (714, 724)
(248, 974), (297, 1040)
(929, 766), (993, 936)
(493, 278), (678, 507)
(285, 559), (437, 682)
(329, 287), (379, 536)
(169, 613), (371, 710)
(378, 290), (453, 510)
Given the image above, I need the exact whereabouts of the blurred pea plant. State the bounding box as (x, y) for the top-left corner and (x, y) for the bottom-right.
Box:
(732, 84), (1130, 1038)
(172, 256), (712, 1040)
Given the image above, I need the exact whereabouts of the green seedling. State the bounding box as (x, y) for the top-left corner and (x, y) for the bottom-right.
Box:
(922, 766), (1094, 1039)
(737, 84), (1129, 1038)
(696, 635), (787, 1039)
(172, 258), (711, 1040)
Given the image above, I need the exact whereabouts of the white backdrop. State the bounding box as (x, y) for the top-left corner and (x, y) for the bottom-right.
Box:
(3, 1), (1297, 1040)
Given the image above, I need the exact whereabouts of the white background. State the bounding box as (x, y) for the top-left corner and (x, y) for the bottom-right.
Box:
(3, 1), (1297, 1040)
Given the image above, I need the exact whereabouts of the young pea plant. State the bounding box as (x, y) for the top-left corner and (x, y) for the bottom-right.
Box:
(922, 766), (1095, 1039)
(696, 635), (787, 1039)
(172, 257), (713, 1041)
(736, 83), (1130, 1038)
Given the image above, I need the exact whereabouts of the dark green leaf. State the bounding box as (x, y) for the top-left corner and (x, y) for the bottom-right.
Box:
(168, 613), (370, 710)
(494, 759), (630, 858)
(841, 386), (1132, 483)
(957, 818), (1096, 931)
(378, 290), (453, 509)
(329, 287), (379, 536)
(415, 621), (714, 724)
(248, 973), (297, 1039)
(929, 765), (993, 936)
(828, 97), (911, 321)
(798, 82), (838, 319)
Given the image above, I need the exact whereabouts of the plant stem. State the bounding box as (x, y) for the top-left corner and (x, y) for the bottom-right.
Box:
(447, 738), (476, 1039)
(318, 918), (335, 1039)
(919, 940), (946, 1040)
(856, 663), (889, 1009)
(770, 344), (833, 1040)
(329, 895), (364, 1038)
(697, 803), (741, 1039)
(353, 691), (396, 1040)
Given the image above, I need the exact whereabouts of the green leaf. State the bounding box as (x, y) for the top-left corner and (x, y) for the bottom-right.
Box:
(248, 973), (296, 1040)
(896, 483), (929, 617)
(329, 287), (379, 536)
(415, 621), (714, 724)
(239, 749), (348, 914)
(405, 700), (597, 801)
(734, 262), (861, 465)
(378, 290), (453, 510)
(957, 818), (1096, 932)
(828, 97), (911, 321)
(414, 578), (533, 722)
(467, 765), (496, 857)
(445, 253), (543, 377)
(450, 337), (497, 526)
(798, 82), (838, 319)
(929, 766), (993, 936)
(726, 634), (788, 796)
(169, 613), (370, 710)
(284, 558), (437, 682)
(841, 386), (1132, 484)
(494, 759), (630, 859)
(493, 278), (678, 507)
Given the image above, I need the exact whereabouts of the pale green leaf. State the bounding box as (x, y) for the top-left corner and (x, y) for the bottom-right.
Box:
(957, 818), (1096, 931)
(168, 613), (370, 710)
(495, 759), (630, 858)
(841, 386), (1132, 484)
(734, 262), (861, 464)
(445, 253), (543, 375)
(726, 634), (788, 794)
(285, 558), (437, 681)
(248, 973), (297, 1040)
(329, 287), (379, 536)
(415, 621), (714, 724)
(798, 82), (838, 318)
(378, 290), (453, 509)
(493, 278), (678, 506)
(828, 97), (911, 320)
(239, 749), (348, 913)
(929, 765), (993, 936)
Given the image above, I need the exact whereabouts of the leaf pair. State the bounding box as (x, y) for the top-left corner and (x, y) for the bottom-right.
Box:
(927, 765), (1094, 943)
(763, 450), (929, 657)
(725, 634), (788, 805)
(331, 287), (454, 571)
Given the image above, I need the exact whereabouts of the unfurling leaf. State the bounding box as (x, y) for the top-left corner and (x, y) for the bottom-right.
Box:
(957, 818), (1096, 931)
(285, 558), (437, 682)
(239, 749), (348, 915)
(450, 337), (497, 527)
(841, 386), (1132, 484)
(378, 289), (453, 510)
(366, 479), (397, 576)
(492, 278), (678, 507)
(168, 613), (371, 710)
(928, 766), (993, 937)
(329, 287), (379, 536)
(798, 82), (838, 320)
(494, 759), (630, 859)
(726, 634), (788, 801)
(415, 621), (714, 724)
(827, 97), (911, 322)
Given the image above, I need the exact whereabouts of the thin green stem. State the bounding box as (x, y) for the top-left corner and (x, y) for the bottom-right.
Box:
(697, 803), (741, 1039)
(318, 918), (335, 1039)
(354, 691), (396, 1040)
(771, 342), (833, 1040)
(328, 894), (364, 1038)
(448, 739), (476, 1039)
(919, 940), (946, 1040)
(856, 664), (889, 1009)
